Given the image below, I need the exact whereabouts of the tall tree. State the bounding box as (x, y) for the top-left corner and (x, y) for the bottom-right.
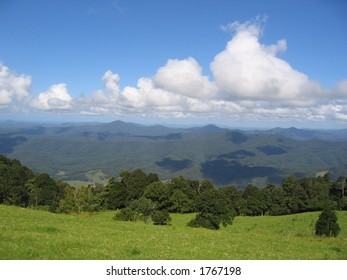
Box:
(26, 173), (60, 207)
(282, 175), (307, 213)
(188, 189), (235, 230)
(105, 177), (127, 210)
(120, 169), (159, 204)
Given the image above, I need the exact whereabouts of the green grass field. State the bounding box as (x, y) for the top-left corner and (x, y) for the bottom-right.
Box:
(0, 205), (346, 260)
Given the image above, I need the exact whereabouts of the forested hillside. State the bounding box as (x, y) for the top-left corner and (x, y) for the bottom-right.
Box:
(1, 121), (347, 187)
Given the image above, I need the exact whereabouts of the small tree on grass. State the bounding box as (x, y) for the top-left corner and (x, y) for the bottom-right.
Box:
(151, 210), (171, 225)
(315, 208), (340, 237)
(129, 197), (156, 223)
(113, 208), (136, 221)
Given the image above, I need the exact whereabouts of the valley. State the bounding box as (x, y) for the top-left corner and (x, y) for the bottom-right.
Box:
(1, 120), (347, 187)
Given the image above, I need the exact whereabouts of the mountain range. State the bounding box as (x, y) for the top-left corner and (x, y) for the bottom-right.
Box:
(1, 120), (347, 187)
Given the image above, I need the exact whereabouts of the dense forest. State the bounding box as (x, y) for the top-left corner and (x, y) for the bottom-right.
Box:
(1, 154), (346, 229)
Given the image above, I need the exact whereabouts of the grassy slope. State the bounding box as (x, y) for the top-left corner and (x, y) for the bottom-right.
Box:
(0, 205), (346, 260)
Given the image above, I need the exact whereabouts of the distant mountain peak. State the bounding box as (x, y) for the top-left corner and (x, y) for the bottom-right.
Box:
(187, 124), (225, 133)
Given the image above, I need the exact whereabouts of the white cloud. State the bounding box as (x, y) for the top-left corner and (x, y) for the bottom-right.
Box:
(334, 79), (347, 97)
(30, 83), (72, 110)
(311, 102), (347, 121)
(102, 70), (121, 95)
(77, 71), (187, 113)
(221, 15), (267, 37)
(134, 78), (184, 108)
(0, 63), (31, 106)
(153, 57), (217, 99)
(211, 19), (323, 106)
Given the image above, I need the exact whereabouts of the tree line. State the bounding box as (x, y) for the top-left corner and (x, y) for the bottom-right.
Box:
(1, 154), (346, 230)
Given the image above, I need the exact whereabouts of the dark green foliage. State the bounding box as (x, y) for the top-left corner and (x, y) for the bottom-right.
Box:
(338, 196), (347, 210)
(104, 177), (127, 210)
(129, 197), (156, 223)
(169, 176), (196, 200)
(143, 181), (171, 210)
(218, 185), (241, 213)
(282, 176), (307, 213)
(151, 210), (171, 225)
(0, 155), (34, 205)
(238, 185), (268, 216)
(187, 213), (221, 230)
(5, 185), (30, 207)
(113, 208), (136, 221)
(188, 189), (235, 230)
(301, 176), (331, 211)
(120, 169), (159, 204)
(198, 180), (215, 194)
(265, 186), (289, 215)
(102, 170), (159, 210)
(0, 154), (69, 211)
(169, 189), (192, 213)
(315, 208), (340, 237)
(26, 173), (62, 207)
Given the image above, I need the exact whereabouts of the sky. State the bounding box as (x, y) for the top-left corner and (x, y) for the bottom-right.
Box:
(0, 0), (347, 128)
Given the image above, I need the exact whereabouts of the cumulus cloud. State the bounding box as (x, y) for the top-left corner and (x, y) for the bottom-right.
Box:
(0, 63), (31, 106)
(102, 70), (121, 95)
(29, 83), (72, 110)
(153, 57), (217, 99)
(77, 71), (188, 114)
(211, 19), (323, 105)
(127, 78), (184, 109)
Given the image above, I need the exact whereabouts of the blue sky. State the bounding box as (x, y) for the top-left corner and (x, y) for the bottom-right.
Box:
(0, 0), (346, 128)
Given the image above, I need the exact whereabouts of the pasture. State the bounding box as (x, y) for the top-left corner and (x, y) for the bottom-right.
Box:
(0, 205), (346, 259)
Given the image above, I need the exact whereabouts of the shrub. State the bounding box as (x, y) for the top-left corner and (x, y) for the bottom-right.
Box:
(113, 208), (136, 221)
(151, 210), (171, 225)
(187, 213), (221, 230)
(315, 208), (340, 237)
(129, 197), (156, 223)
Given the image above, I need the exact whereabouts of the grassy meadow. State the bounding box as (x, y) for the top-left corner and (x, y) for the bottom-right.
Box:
(0, 204), (346, 260)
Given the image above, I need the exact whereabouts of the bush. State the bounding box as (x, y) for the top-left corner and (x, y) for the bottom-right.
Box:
(187, 213), (221, 230)
(315, 208), (340, 237)
(113, 208), (136, 221)
(129, 197), (156, 223)
(151, 210), (171, 225)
